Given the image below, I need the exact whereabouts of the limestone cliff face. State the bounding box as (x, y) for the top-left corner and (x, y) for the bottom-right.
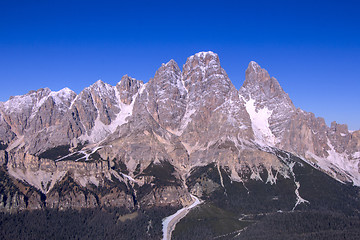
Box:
(239, 61), (360, 185)
(0, 51), (359, 212)
(116, 75), (144, 105)
(180, 52), (252, 144)
(240, 61), (295, 144)
(142, 59), (186, 131)
(0, 88), (78, 154)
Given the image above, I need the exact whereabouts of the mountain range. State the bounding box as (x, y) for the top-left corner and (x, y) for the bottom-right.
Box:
(1, 51), (359, 239)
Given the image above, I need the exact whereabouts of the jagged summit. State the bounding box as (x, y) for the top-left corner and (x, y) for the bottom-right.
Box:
(88, 79), (113, 91)
(117, 74), (142, 86)
(182, 51), (231, 94)
(116, 75), (143, 105)
(240, 60), (294, 107)
(155, 59), (181, 80)
(185, 51), (220, 70)
(243, 61), (271, 89)
(162, 59), (178, 68)
(192, 50), (218, 58)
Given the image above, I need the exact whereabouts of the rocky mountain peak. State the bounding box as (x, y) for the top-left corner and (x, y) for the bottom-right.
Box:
(243, 61), (273, 94)
(182, 51), (233, 96)
(48, 87), (76, 107)
(239, 61), (296, 147)
(245, 61), (270, 83)
(136, 59), (186, 130)
(117, 75), (140, 88)
(154, 59), (182, 84)
(88, 79), (113, 93)
(240, 61), (293, 104)
(183, 51), (220, 74)
(116, 75), (143, 105)
(242, 61), (290, 104)
(3, 87), (52, 112)
(163, 59), (180, 70)
(330, 121), (349, 133)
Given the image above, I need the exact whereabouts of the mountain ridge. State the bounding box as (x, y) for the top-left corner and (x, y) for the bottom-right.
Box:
(0, 51), (359, 216)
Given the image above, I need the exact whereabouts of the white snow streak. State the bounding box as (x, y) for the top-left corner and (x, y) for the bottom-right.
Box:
(121, 173), (138, 183)
(288, 162), (309, 210)
(55, 146), (103, 162)
(217, 163), (225, 188)
(76, 146), (103, 161)
(292, 180), (309, 210)
(277, 153), (309, 210)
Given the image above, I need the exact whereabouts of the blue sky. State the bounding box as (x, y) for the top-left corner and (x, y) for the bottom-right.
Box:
(1, 0), (359, 130)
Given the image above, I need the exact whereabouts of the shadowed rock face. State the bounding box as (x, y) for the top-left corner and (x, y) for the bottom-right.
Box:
(0, 51), (359, 213)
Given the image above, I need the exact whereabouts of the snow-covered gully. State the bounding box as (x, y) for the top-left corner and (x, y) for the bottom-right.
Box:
(278, 153), (310, 210)
(162, 194), (202, 240)
(288, 160), (310, 211)
(217, 163), (225, 189)
(54, 145), (104, 162)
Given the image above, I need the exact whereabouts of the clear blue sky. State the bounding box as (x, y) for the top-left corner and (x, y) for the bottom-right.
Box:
(1, 0), (359, 130)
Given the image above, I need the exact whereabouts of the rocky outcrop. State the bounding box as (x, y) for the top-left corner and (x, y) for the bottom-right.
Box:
(116, 75), (143, 105)
(139, 186), (193, 208)
(0, 167), (45, 212)
(0, 150), (7, 165)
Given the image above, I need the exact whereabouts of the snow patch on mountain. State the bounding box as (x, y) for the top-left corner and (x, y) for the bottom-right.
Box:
(305, 140), (360, 186)
(326, 140), (360, 185)
(83, 101), (133, 143)
(49, 87), (75, 105)
(292, 181), (309, 210)
(81, 84), (144, 143)
(244, 97), (276, 146)
(121, 173), (138, 183)
(3, 87), (75, 119)
(194, 51), (216, 58)
(217, 163), (225, 188)
(277, 153), (310, 210)
(76, 146), (104, 161)
(3, 93), (37, 113)
(250, 61), (259, 73)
